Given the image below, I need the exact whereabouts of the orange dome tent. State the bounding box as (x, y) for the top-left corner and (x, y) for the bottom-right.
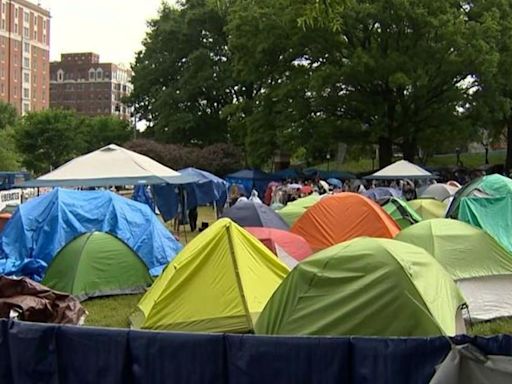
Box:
(291, 193), (400, 251)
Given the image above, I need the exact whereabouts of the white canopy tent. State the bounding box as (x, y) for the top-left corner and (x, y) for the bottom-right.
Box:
(364, 160), (434, 180)
(19, 144), (197, 187)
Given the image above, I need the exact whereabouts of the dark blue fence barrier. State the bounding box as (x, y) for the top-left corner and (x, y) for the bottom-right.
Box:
(1, 320), (512, 384)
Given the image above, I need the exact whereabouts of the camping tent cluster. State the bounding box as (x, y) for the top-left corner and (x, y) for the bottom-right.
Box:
(3, 148), (512, 340)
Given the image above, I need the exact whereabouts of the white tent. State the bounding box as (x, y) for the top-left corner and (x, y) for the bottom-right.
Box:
(419, 183), (460, 202)
(365, 160), (433, 180)
(20, 144), (196, 187)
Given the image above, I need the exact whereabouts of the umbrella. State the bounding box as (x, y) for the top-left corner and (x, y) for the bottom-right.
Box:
(327, 178), (342, 188)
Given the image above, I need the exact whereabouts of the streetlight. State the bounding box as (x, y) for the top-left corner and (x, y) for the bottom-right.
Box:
(326, 153), (331, 172)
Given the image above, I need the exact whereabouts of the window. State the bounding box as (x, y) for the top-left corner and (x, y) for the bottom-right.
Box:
(43, 33), (47, 43)
(23, 87), (29, 99)
(1, 4), (5, 14)
(23, 57), (29, 68)
(22, 102), (30, 114)
(14, 23), (18, 34)
(57, 69), (64, 82)
(1, 19), (4, 30)
(15, 8), (18, 19)
(23, 72), (29, 83)
(13, 87), (17, 97)
(0, 83), (4, 94)
(24, 12), (28, 23)
(23, 26), (28, 38)
(88, 68), (95, 81)
(14, 70), (18, 81)
(24, 42), (29, 53)
(33, 30), (37, 40)
(96, 68), (103, 80)
(43, 20), (46, 30)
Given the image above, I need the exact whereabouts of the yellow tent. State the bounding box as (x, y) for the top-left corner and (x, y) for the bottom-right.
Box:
(130, 218), (289, 333)
(408, 199), (447, 220)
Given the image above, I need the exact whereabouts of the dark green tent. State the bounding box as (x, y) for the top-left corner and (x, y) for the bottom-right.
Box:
(42, 232), (153, 301)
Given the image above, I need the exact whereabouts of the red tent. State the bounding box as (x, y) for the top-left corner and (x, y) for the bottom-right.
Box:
(245, 227), (313, 264)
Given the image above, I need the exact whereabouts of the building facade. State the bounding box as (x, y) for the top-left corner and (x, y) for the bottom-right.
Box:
(50, 52), (133, 120)
(0, 0), (50, 114)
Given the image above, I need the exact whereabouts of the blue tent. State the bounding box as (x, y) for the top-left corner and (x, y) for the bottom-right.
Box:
(150, 168), (228, 222)
(225, 169), (272, 198)
(179, 168), (228, 209)
(0, 188), (182, 281)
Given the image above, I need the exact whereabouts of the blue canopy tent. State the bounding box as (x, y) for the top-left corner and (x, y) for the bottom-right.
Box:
(225, 169), (273, 198)
(327, 178), (343, 188)
(147, 168), (229, 222)
(0, 188), (183, 281)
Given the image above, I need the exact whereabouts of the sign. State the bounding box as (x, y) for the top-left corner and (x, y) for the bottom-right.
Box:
(0, 189), (22, 211)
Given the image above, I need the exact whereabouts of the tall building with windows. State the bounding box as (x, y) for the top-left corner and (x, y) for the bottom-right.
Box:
(0, 0), (50, 114)
(50, 52), (133, 120)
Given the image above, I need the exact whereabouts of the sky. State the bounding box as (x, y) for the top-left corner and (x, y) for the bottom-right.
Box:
(40, 0), (175, 65)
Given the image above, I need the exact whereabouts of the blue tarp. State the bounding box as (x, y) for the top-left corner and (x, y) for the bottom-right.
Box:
(132, 185), (155, 211)
(1, 320), (512, 383)
(0, 189), (182, 280)
(150, 168), (228, 222)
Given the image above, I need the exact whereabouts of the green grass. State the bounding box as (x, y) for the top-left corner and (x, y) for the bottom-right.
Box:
(83, 294), (142, 328)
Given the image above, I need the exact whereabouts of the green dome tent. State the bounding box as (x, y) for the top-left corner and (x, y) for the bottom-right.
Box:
(42, 232), (153, 301)
(276, 194), (321, 226)
(382, 198), (423, 229)
(395, 219), (512, 321)
(255, 237), (465, 337)
(446, 174), (512, 218)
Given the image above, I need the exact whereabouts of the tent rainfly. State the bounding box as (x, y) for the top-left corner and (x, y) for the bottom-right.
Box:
(396, 219), (512, 321)
(130, 218), (289, 333)
(255, 237), (465, 337)
(364, 160), (433, 180)
(17, 144), (197, 188)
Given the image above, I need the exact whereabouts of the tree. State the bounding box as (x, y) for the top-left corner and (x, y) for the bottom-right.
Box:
(0, 128), (20, 170)
(0, 101), (18, 131)
(0, 101), (20, 170)
(15, 109), (83, 174)
(129, 0), (236, 146)
(80, 116), (133, 152)
(468, 1), (512, 171)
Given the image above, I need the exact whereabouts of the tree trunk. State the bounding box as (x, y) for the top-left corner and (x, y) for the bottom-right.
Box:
(378, 136), (393, 168)
(506, 120), (512, 174)
(402, 137), (417, 163)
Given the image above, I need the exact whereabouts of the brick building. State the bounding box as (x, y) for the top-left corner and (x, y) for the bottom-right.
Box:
(0, 0), (50, 114)
(50, 52), (133, 120)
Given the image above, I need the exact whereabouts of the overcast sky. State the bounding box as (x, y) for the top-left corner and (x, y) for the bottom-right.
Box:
(41, 0), (175, 65)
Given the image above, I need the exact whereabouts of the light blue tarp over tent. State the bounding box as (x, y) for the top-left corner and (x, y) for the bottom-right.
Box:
(0, 188), (182, 280)
(149, 168), (229, 222)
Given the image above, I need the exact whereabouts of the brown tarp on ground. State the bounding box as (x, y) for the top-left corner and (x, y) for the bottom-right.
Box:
(0, 276), (87, 325)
